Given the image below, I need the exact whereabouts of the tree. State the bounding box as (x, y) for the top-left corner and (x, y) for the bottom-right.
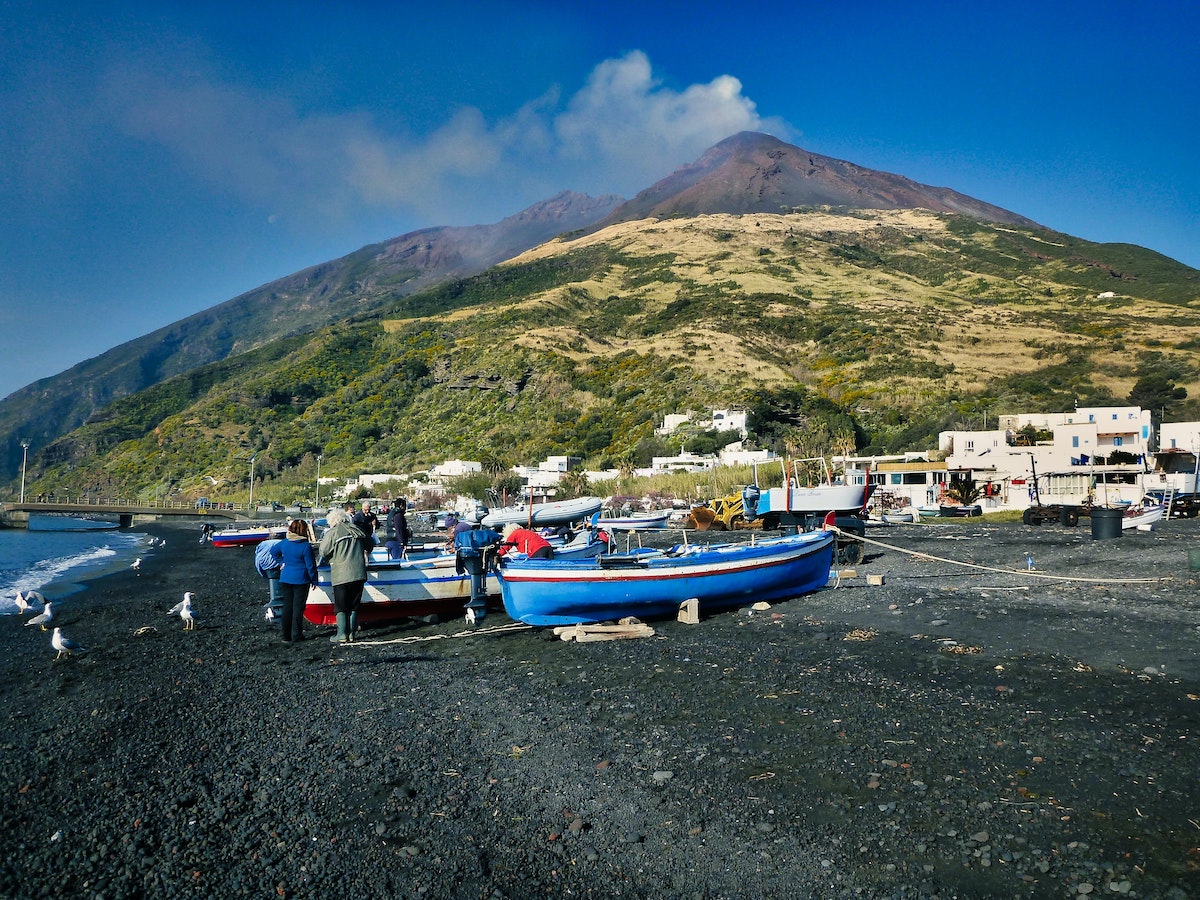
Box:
(492, 473), (525, 503)
(558, 469), (591, 499)
(944, 478), (983, 506)
(1128, 374), (1187, 422)
(479, 451), (509, 477)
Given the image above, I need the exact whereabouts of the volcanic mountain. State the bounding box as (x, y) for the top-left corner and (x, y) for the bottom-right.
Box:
(0, 132), (1090, 482)
(596, 131), (1038, 228)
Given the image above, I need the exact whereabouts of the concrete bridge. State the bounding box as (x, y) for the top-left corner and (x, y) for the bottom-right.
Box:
(0, 499), (239, 528)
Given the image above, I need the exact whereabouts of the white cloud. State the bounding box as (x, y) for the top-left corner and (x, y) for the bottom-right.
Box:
(100, 50), (790, 227)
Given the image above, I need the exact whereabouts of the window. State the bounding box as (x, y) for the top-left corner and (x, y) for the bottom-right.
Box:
(1072, 436), (1080, 448)
(1114, 436), (1124, 447)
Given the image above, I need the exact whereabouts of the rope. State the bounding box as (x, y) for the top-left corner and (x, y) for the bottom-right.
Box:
(829, 526), (1168, 585)
(345, 620), (532, 647)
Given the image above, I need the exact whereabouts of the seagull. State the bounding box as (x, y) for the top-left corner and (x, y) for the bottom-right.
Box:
(25, 601), (53, 631)
(51, 627), (86, 660)
(264, 605), (276, 622)
(168, 592), (196, 630)
(131, 558), (142, 572)
(14, 589), (44, 614)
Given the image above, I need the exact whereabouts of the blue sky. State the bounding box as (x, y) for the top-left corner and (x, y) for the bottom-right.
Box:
(2, 0), (1197, 400)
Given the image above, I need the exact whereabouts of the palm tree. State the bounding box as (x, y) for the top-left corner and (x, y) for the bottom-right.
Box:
(479, 452), (509, 477)
(559, 469), (592, 499)
(944, 478), (984, 506)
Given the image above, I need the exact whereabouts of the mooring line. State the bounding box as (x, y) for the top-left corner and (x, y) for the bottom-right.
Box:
(831, 526), (1167, 585)
(344, 620), (532, 647)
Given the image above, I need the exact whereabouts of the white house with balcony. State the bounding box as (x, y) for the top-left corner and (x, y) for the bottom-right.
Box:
(656, 408), (748, 437)
(935, 405), (1155, 509)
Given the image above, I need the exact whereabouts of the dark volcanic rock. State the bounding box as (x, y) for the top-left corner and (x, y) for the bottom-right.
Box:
(1, 518), (1198, 897)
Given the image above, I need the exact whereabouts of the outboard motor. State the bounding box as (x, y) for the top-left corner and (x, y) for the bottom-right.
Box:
(455, 512), (500, 624)
(741, 484), (761, 523)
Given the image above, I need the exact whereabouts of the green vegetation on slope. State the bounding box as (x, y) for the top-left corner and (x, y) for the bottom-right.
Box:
(16, 209), (1200, 504)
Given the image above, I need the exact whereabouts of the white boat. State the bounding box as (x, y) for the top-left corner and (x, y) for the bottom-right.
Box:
(481, 495), (603, 529)
(746, 458), (873, 529)
(595, 509), (671, 531)
(1122, 501), (1165, 531)
(306, 551), (498, 626)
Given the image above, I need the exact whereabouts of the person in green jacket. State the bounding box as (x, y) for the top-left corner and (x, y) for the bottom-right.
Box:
(317, 506), (370, 642)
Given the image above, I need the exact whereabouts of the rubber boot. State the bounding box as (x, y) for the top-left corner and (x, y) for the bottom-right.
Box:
(330, 612), (348, 643)
(348, 610), (358, 642)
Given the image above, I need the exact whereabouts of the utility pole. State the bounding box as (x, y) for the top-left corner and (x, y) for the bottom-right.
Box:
(20, 440), (30, 503)
(248, 454), (257, 511)
(315, 454), (323, 509)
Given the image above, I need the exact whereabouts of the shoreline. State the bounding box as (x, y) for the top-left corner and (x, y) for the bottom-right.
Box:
(1, 517), (1198, 897)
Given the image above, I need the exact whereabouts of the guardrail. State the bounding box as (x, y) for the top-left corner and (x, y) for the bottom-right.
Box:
(7, 498), (245, 510)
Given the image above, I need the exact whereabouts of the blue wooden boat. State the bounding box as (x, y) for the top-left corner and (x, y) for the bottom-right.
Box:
(497, 530), (835, 626)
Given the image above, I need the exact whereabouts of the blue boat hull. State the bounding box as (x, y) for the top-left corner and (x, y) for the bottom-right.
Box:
(497, 530), (835, 626)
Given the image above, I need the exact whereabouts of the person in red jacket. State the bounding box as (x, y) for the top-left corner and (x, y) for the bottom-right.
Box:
(499, 523), (554, 559)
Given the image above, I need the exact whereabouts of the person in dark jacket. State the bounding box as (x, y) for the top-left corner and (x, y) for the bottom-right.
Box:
(352, 501), (379, 547)
(278, 519), (317, 642)
(386, 498), (411, 559)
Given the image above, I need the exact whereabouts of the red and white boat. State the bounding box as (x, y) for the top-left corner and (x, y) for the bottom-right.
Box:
(210, 523), (287, 548)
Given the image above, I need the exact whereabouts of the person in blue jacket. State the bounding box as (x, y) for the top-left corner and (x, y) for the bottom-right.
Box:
(278, 519), (318, 642)
(254, 537), (284, 620)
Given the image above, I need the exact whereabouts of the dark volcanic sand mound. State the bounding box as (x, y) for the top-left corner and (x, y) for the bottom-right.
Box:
(1, 518), (1198, 898)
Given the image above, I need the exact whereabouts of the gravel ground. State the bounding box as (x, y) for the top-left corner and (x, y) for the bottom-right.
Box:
(1, 517), (1199, 899)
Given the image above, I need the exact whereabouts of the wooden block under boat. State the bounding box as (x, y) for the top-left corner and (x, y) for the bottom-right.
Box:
(552, 623), (656, 642)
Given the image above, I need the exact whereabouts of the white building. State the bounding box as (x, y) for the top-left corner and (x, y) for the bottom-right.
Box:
(1158, 422), (1200, 452)
(998, 406), (1153, 461)
(429, 459), (481, 481)
(656, 408), (748, 437)
(718, 446), (777, 467)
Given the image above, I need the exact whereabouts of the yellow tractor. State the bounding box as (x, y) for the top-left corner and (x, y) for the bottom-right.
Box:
(686, 492), (755, 531)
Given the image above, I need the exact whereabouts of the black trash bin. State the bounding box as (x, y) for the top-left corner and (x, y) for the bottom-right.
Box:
(1090, 506), (1124, 540)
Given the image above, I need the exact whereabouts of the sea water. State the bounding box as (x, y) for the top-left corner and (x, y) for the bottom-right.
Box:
(0, 516), (149, 614)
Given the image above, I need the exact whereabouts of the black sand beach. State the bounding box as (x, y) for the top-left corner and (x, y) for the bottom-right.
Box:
(2, 518), (1199, 898)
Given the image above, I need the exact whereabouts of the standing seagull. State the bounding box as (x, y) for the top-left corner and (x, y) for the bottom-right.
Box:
(51, 627), (86, 660)
(131, 558), (142, 572)
(14, 589), (43, 614)
(168, 592), (196, 630)
(25, 601), (53, 631)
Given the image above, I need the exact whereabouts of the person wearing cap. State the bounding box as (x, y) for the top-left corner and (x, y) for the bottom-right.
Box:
(499, 522), (554, 559)
(386, 497), (411, 559)
(445, 507), (479, 549)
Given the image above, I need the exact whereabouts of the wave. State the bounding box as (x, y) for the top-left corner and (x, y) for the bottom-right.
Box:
(0, 543), (123, 614)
